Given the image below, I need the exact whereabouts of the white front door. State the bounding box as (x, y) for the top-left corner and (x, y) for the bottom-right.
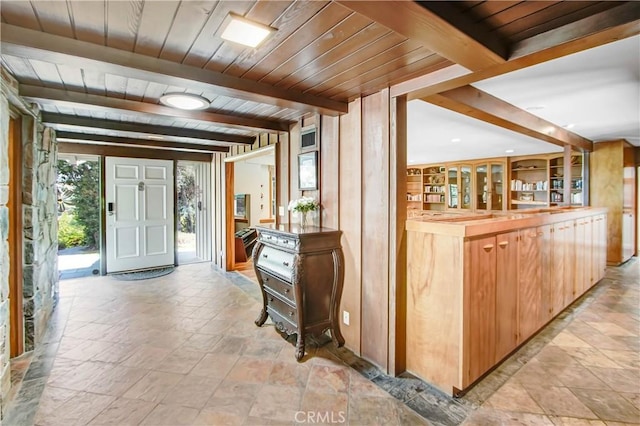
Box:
(105, 157), (175, 273)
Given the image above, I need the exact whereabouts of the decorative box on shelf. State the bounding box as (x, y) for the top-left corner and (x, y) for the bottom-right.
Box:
(252, 225), (345, 361)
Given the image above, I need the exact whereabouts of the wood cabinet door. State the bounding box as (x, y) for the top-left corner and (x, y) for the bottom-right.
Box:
(464, 235), (497, 386)
(563, 220), (576, 307)
(550, 223), (567, 317)
(495, 231), (519, 361)
(538, 225), (553, 326)
(622, 212), (635, 262)
(518, 227), (542, 343)
(594, 215), (607, 282)
(574, 218), (588, 297)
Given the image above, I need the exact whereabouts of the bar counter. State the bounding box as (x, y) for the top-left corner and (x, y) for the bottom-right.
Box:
(405, 207), (607, 395)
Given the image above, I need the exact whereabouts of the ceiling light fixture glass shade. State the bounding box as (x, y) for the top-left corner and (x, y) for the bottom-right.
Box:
(160, 93), (210, 110)
(220, 13), (275, 48)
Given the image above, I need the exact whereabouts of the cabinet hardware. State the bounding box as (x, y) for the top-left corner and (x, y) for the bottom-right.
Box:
(537, 232), (543, 236)
(282, 239), (288, 243)
(264, 277), (269, 282)
(289, 312), (294, 316)
(498, 241), (509, 248)
(269, 297), (273, 302)
(284, 288), (289, 293)
(262, 254), (268, 258)
(283, 261), (289, 267)
(483, 244), (494, 251)
(266, 236), (272, 240)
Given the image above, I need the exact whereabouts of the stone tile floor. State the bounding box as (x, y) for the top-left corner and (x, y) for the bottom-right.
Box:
(3, 258), (638, 425)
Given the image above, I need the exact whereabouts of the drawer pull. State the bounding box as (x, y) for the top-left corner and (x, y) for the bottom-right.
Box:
(498, 241), (509, 248)
(483, 244), (494, 252)
(537, 232), (543, 236)
(284, 288), (289, 293)
(264, 277), (269, 282)
(262, 254), (268, 258)
(289, 311), (294, 317)
(282, 239), (288, 244)
(283, 261), (289, 267)
(266, 236), (272, 240)
(269, 297), (274, 302)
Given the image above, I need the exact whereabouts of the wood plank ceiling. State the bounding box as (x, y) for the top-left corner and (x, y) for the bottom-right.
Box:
(0, 0), (637, 152)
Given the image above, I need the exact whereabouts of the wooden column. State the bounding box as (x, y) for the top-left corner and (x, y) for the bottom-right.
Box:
(389, 94), (407, 375)
(8, 113), (24, 357)
(563, 145), (572, 206)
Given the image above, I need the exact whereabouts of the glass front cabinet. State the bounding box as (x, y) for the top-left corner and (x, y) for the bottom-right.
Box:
(474, 161), (506, 211)
(446, 164), (472, 210)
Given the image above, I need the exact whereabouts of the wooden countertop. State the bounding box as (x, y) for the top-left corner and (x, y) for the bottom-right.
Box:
(406, 207), (608, 238)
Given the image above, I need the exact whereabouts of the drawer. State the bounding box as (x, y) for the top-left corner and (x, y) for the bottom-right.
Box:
(265, 289), (297, 326)
(261, 273), (295, 305)
(256, 246), (294, 280)
(260, 232), (298, 251)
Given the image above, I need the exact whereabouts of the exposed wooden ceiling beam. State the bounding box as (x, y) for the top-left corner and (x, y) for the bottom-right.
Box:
(20, 86), (289, 133)
(336, 0), (506, 71)
(41, 112), (255, 145)
(1, 24), (347, 116)
(55, 131), (229, 153)
(511, 2), (640, 59)
(58, 142), (213, 163)
(402, 2), (640, 100)
(423, 85), (593, 152)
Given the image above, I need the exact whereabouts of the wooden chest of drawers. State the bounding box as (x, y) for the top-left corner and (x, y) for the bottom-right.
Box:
(252, 225), (345, 361)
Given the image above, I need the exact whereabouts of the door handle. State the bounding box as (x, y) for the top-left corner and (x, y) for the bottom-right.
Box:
(198, 201), (202, 211)
(108, 202), (114, 216)
(483, 244), (494, 252)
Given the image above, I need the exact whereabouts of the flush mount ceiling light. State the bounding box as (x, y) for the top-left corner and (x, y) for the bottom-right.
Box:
(505, 149), (515, 154)
(160, 93), (210, 110)
(220, 13), (275, 48)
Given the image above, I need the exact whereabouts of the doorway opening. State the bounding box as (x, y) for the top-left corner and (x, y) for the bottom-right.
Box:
(224, 145), (276, 275)
(56, 154), (101, 279)
(177, 161), (211, 265)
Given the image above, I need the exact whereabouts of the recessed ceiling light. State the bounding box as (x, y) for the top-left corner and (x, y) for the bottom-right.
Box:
(220, 13), (275, 48)
(160, 93), (210, 110)
(505, 149), (515, 154)
(525, 105), (546, 111)
(451, 138), (461, 143)
(563, 123), (576, 129)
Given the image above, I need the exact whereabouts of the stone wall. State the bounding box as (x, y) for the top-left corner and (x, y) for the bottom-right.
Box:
(23, 120), (58, 351)
(0, 68), (58, 418)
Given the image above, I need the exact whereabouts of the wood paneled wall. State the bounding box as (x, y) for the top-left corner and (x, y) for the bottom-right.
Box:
(336, 98), (363, 356)
(590, 139), (637, 264)
(211, 94), (407, 374)
(317, 92), (406, 372)
(320, 116), (340, 230)
(360, 90), (391, 368)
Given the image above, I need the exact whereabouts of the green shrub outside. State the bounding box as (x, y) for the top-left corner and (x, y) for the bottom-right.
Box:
(57, 160), (100, 248)
(58, 212), (85, 249)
